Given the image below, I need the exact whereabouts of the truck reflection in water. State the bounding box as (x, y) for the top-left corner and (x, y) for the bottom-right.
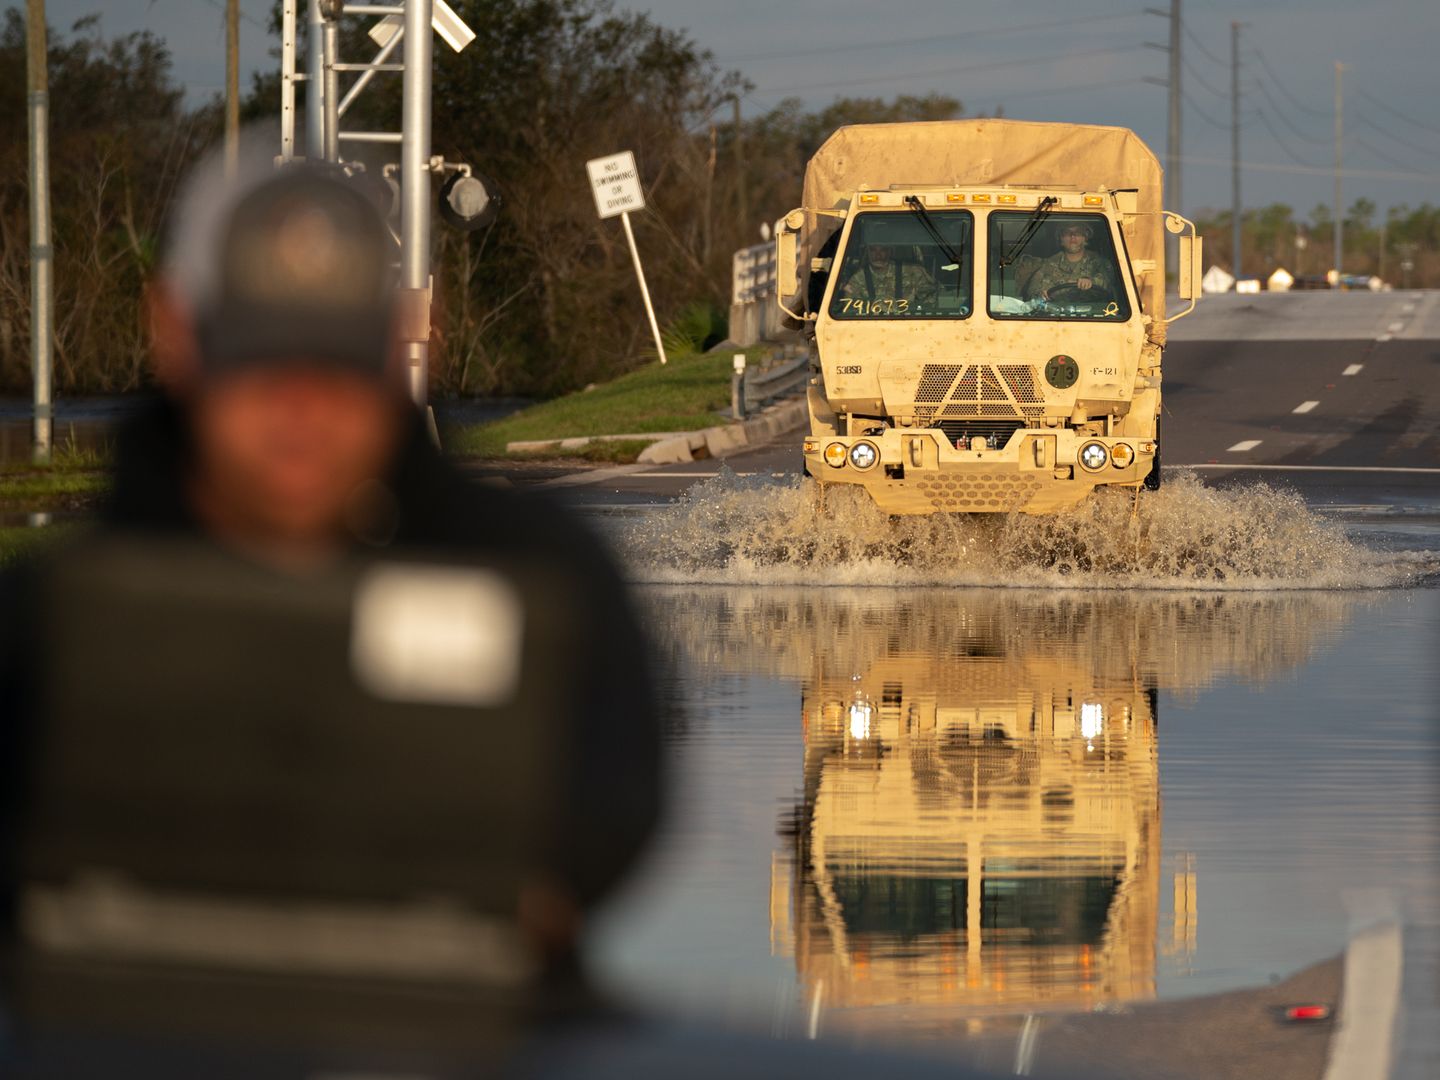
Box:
(660, 589), (1364, 1037)
(774, 643), (1158, 1026)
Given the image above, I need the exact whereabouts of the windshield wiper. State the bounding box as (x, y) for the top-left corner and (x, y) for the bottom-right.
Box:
(903, 195), (962, 270)
(999, 195), (1058, 267)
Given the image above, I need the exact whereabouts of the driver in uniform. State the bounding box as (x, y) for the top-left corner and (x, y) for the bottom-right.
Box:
(1024, 221), (1112, 301)
(839, 242), (936, 307)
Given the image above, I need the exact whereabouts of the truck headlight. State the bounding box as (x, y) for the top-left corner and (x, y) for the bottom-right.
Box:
(823, 442), (848, 468)
(1111, 443), (1135, 468)
(1079, 441), (1109, 471)
(848, 442), (878, 470)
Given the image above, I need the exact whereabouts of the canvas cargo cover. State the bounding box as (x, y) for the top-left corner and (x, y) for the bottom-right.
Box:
(802, 119), (1166, 320)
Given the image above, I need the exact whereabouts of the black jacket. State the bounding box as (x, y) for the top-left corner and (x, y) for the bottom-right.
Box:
(0, 392), (661, 949)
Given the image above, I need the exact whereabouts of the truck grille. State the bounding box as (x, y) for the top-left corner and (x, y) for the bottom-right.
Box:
(936, 420), (1025, 449)
(911, 363), (1046, 424)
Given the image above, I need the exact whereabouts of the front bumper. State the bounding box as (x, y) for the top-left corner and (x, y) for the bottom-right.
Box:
(803, 430), (1155, 514)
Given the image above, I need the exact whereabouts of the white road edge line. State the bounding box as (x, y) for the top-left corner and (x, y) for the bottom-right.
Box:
(1293, 401), (1320, 414)
(1179, 464), (1440, 474)
(633, 470), (759, 478)
(1323, 895), (1403, 1080)
(1226, 439), (1263, 452)
(1014, 1013), (1040, 1076)
(1343, 364), (1364, 376)
(537, 463), (651, 489)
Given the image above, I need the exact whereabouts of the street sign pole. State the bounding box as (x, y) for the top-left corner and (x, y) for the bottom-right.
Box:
(26, 0), (52, 464)
(587, 150), (666, 365)
(619, 211), (666, 366)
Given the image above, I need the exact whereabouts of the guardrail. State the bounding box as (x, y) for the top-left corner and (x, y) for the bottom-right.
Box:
(730, 241), (781, 347)
(731, 345), (811, 420)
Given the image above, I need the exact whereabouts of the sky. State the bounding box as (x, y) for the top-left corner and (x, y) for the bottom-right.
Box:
(37, 0), (1440, 221)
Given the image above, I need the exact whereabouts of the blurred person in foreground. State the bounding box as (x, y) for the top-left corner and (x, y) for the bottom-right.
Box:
(0, 144), (668, 1075)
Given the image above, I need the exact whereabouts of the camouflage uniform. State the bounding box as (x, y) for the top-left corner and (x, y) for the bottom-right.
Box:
(1024, 250), (1113, 300)
(839, 255), (937, 306)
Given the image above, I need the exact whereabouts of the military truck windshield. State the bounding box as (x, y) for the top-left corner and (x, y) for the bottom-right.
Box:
(829, 210), (973, 319)
(988, 213), (1131, 322)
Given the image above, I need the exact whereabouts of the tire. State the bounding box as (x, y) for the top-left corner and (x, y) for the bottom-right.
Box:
(1143, 445), (1161, 491)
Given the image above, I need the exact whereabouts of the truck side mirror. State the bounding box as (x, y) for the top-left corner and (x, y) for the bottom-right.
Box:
(776, 210), (804, 303)
(1177, 234), (1202, 300)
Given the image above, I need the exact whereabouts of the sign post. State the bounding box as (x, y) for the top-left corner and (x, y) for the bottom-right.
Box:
(586, 151), (666, 365)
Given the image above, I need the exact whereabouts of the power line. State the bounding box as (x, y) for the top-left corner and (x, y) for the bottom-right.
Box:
(1180, 153), (1438, 183)
(756, 44), (1138, 96)
(1250, 78), (1330, 144)
(1355, 137), (1431, 174)
(1183, 88), (1244, 131)
(1250, 48), (1329, 117)
(1252, 108), (1324, 169)
(969, 75), (1152, 106)
(1180, 20), (1225, 67)
(198, 0), (266, 31)
(720, 11), (1136, 64)
(1355, 112), (1440, 160)
(1182, 53), (1227, 100)
(1356, 88), (1440, 137)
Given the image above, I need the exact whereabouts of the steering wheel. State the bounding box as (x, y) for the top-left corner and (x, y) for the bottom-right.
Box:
(1044, 281), (1111, 303)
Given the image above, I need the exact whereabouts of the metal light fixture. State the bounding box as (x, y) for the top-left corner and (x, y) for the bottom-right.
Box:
(438, 168), (499, 232)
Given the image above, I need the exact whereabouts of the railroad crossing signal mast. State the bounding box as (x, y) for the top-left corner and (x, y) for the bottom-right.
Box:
(279, 1), (491, 410)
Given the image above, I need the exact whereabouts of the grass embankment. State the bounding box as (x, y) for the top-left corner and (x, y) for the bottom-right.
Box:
(446, 348), (752, 460)
(0, 445), (110, 513)
(0, 447), (108, 565)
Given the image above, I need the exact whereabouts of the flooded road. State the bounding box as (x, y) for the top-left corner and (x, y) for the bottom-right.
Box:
(587, 482), (1439, 1069)
(592, 587), (1436, 1037)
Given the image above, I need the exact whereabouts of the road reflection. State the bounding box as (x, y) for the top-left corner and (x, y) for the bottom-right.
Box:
(647, 588), (1362, 1034)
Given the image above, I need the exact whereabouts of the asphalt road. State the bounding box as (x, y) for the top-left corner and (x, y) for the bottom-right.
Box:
(505, 291), (1439, 524)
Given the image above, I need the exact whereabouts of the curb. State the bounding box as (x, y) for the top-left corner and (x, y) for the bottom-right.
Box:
(635, 398), (808, 465)
(505, 431), (689, 454)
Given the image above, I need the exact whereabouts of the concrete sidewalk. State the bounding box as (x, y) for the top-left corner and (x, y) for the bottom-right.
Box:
(498, 395), (807, 467)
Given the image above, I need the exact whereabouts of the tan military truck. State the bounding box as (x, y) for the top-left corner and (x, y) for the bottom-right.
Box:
(775, 119), (1201, 514)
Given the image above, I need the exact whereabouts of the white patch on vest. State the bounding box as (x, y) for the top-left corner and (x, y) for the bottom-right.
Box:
(350, 564), (524, 706)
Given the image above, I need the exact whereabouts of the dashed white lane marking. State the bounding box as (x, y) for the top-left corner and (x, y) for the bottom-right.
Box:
(1377, 333), (1394, 343)
(1400, 303), (1417, 313)
(1226, 439), (1263, 452)
(1388, 320), (1405, 332)
(1293, 400), (1320, 414)
(1343, 364), (1364, 375)
(634, 470), (761, 477)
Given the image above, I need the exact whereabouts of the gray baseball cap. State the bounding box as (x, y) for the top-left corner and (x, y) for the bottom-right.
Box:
(164, 138), (399, 377)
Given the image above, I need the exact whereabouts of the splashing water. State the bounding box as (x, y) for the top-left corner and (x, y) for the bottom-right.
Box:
(620, 469), (1432, 589)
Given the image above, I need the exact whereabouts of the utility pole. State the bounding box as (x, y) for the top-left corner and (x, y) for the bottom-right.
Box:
(1333, 61), (1345, 285)
(1378, 215), (1386, 282)
(1144, 2), (1182, 289)
(26, 0), (52, 464)
(401, 0), (434, 405)
(225, 0), (240, 177)
(1167, 0), (1182, 226)
(1230, 21), (1243, 283)
(733, 95), (748, 240)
